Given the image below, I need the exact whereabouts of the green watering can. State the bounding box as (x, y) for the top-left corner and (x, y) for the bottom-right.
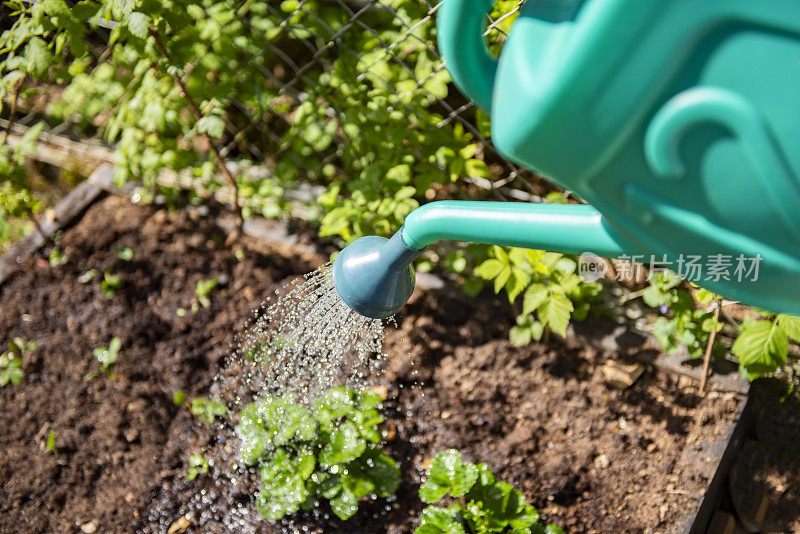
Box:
(333, 0), (800, 319)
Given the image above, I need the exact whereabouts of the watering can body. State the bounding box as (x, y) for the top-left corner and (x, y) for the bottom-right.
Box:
(437, 0), (800, 314)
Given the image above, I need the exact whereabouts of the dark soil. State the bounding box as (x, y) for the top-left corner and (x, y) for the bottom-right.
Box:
(0, 195), (744, 533)
(724, 380), (800, 533)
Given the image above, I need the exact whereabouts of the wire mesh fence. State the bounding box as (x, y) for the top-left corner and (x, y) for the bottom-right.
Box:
(4, 0), (553, 211)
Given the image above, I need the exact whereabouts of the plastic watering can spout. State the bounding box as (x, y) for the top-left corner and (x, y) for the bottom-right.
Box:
(333, 201), (634, 318)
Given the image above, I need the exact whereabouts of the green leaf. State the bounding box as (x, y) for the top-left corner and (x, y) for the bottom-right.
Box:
(0, 356), (24, 387)
(482, 481), (539, 530)
(465, 158), (490, 179)
(198, 115), (225, 139)
(474, 259), (505, 281)
(416, 506), (466, 534)
(255, 473), (308, 520)
(732, 318), (788, 378)
(420, 450), (479, 503)
(330, 486), (358, 519)
(72, 1), (101, 21)
(505, 268), (527, 303)
(493, 264), (511, 294)
(314, 387), (354, 429)
(272, 403), (316, 445)
(777, 315), (800, 342)
(127, 11), (149, 38)
(642, 284), (673, 308)
(113, 0), (136, 16)
(24, 37), (51, 78)
(385, 164), (412, 184)
(538, 290), (573, 337)
(522, 283), (548, 316)
(509, 325), (532, 347)
(319, 421), (365, 466)
(190, 397), (228, 423)
(492, 245), (508, 264)
(360, 448), (400, 497)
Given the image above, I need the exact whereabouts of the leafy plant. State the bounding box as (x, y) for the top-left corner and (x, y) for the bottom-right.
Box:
(417, 450), (562, 534)
(0, 120), (44, 249)
(733, 313), (800, 380)
(93, 337), (121, 376)
(0, 337), (35, 387)
(190, 397), (227, 423)
(186, 453), (210, 480)
(640, 271), (724, 360)
(193, 277), (219, 311)
(236, 386), (400, 521)
(474, 246), (600, 344)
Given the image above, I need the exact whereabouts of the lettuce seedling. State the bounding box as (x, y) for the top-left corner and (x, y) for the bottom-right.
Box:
(186, 453), (210, 480)
(190, 397), (228, 423)
(93, 337), (121, 376)
(193, 278), (219, 311)
(45, 430), (57, 453)
(417, 450), (563, 534)
(0, 338), (35, 387)
(236, 387), (400, 521)
(49, 247), (68, 266)
(101, 270), (123, 298)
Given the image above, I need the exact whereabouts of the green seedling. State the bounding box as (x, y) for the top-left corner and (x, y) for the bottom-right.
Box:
(116, 245), (135, 261)
(190, 397), (227, 423)
(93, 337), (121, 377)
(45, 430), (57, 453)
(236, 387), (400, 521)
(1, 338), (35, 387)
(416, 450), (563, 534)
(173, 390), (186, 405)
(49, 247), (68, 266)
(186, 453), (210, 480)
(193, 278), (219, 311)
(78, 268), (97, 283)
(101, 270), (123, 298)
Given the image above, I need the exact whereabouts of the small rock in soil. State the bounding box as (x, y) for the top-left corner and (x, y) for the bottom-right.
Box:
(167, 514), (192, 534)
(601, 359), (644, 389)
(593, 454), (610, 469)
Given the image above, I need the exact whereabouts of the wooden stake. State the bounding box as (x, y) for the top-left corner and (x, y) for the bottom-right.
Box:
(700, 298), (722, 392)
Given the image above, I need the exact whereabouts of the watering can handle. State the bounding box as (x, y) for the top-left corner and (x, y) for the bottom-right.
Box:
(437, 0), (499, 113)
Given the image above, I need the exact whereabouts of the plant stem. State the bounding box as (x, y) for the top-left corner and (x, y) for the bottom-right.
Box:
(1, 74), (25, 145)
(148, 28), (243, 237)
(699, 298), (722, 392)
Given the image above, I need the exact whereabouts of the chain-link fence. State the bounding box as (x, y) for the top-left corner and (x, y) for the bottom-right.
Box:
(211, 0), (545, 203)
(4, 0), (556, 211)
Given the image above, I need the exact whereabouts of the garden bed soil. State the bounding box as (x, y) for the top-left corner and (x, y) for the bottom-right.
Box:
(723, 380), (800, 533)
(1, 195), (746, 533)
